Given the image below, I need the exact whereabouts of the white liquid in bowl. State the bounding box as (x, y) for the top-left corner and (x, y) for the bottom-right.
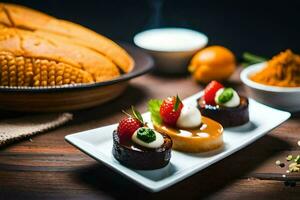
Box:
(134, 28), (208, 52)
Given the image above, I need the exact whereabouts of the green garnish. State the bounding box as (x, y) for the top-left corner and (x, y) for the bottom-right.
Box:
(137, 127), (156, 143)
(122, 106), (144, 125)
(174, 95), (182, 111)
(131, 105), (144, 124)
(243, 52), (267, 63)
(294, 155), (300, 164)
(286, 155), (293, 161)
(242, 52), (267, 67)
(217, 88), (234, 104)
(148, 99), (163, 125)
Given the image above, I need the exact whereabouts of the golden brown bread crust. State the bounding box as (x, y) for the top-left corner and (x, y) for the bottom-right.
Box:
(0, 3), (134, 73)
(0, 28), (120, 82)
(0, 3), (135, 87)
(0, 51), (93, 87)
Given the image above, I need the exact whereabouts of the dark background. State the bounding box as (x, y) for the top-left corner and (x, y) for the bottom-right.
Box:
(5, 0), (300, 59)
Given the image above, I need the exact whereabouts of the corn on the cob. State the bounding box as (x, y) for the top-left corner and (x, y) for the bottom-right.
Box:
(0, 3), (135, 87)
(0, 3), (134, 73)
(0, 52), (93, 87)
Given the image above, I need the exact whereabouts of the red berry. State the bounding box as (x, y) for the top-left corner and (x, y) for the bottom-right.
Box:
(160, 96), (183, 126)
(203, 81), (224, 105)
(117, 117), (142, 142)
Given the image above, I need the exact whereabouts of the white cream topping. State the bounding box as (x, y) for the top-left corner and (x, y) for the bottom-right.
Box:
(176, 105), (202, 128)
(131, 128), (164, 149)
(215, 88), (240, 107)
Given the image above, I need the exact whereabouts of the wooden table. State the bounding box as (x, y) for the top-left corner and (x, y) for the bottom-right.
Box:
(1, 71), (300, 199)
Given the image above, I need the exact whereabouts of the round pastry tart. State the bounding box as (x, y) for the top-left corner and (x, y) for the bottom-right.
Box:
(112, 107), (172, 170)
(148, 96), (223, 153)
(197, 81), (249, 127)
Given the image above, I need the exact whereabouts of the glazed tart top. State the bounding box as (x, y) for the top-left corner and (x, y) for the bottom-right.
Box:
(153, 116), (223, 141)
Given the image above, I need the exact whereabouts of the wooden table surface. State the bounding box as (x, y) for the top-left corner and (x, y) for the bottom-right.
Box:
(0, 70), (300, 200)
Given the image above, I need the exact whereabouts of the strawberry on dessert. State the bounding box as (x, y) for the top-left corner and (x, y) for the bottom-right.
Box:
(198, 80), (249, 127)
(203, 80), (224, 105)
(160, 95), (183, 126)
(112, 106), (172, 170)
(157, 95), (202, 129)
(117, 117), (142, 143)
(148, 95), (224, 153)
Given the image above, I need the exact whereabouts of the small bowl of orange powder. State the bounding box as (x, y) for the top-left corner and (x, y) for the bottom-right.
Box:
(240, 49), (300, 112)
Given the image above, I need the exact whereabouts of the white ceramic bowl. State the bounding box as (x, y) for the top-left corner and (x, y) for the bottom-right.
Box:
(240, 62), (300, 112)
(133, 28), (208, 74)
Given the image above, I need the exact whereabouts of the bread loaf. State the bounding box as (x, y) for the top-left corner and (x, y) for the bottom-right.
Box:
(0, 3), (134, 87)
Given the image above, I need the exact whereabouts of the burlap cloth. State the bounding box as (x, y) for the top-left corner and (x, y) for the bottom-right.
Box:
(0, 113), (73, 147)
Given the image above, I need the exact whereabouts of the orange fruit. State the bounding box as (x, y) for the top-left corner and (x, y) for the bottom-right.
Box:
(188, 46), (236, 83)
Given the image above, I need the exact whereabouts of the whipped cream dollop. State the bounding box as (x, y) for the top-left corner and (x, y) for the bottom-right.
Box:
(131, 128), (164, 149)
(176, 105), (202, 129)
(215, 88), (240, 107)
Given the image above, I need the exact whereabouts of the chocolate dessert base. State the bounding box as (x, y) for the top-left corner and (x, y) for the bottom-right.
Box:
(197, 96), (249, 127)
(112, 130), (172, 170)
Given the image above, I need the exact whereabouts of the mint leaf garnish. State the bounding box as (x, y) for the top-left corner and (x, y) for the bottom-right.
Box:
(137, 127), (156, 143)
(294, 155), (300, 164)
(131, 106), (143, 124)
(148, 99), (163, 125)
(218, 88), (234, 103)
(122, 106), (144, 125)
(174, 95), (182, 111)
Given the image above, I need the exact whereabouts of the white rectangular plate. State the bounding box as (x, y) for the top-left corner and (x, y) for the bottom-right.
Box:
(65, 92), (290, 192)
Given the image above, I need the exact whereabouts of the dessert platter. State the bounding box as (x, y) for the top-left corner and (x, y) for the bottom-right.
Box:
(66, 86), (290, 192)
